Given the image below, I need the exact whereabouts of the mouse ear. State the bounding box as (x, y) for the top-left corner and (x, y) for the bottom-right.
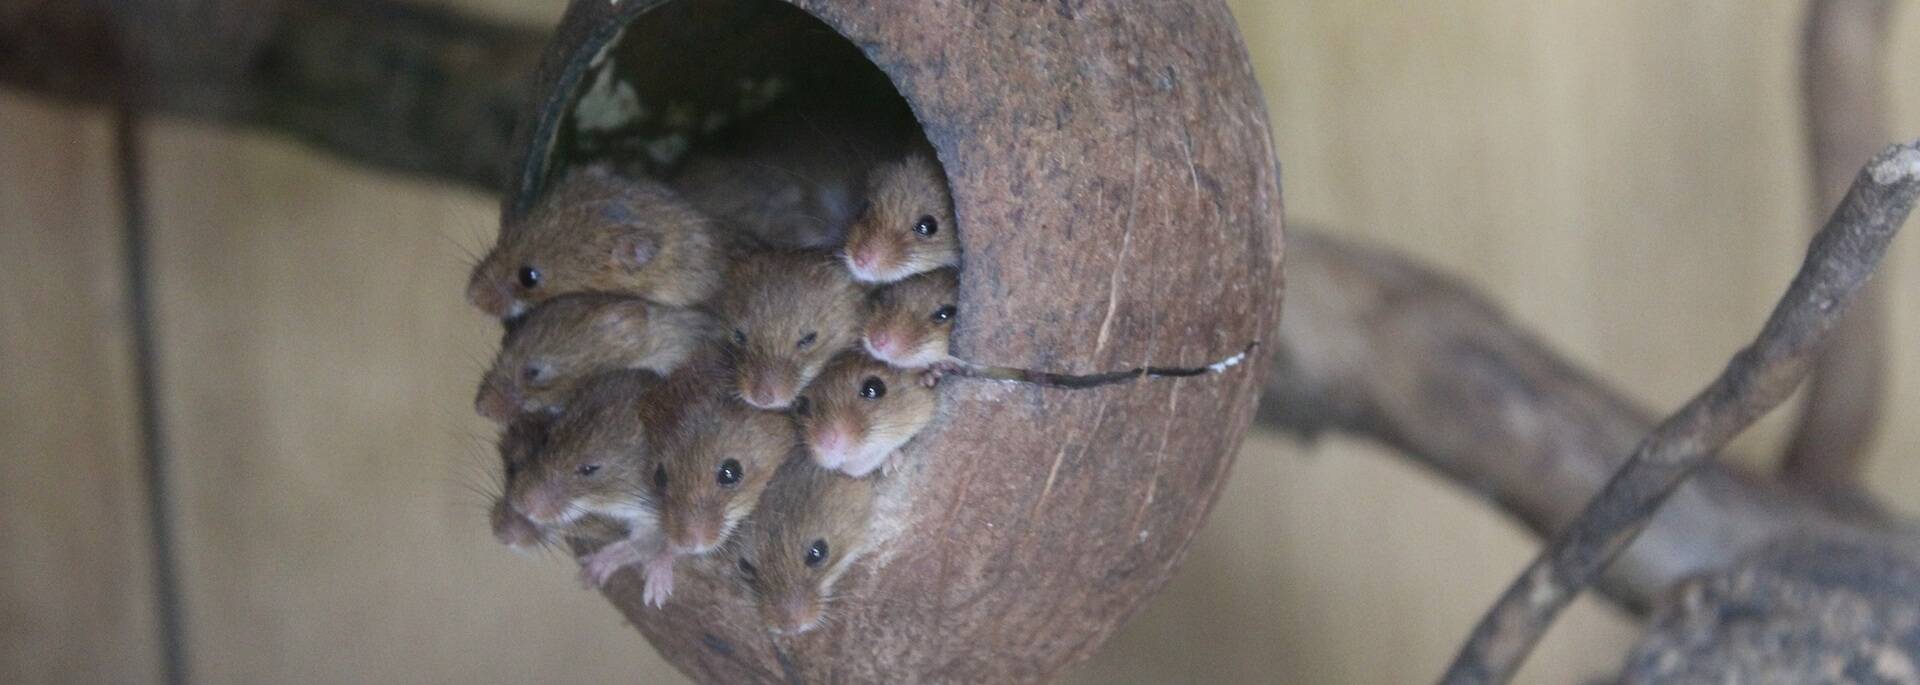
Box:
(615, 233), (660, 270)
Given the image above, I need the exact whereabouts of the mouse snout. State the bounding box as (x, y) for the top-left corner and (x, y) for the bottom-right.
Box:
(808, 420), (859, 468)
(667, 515), (724, 554)
(514, 484), (572, 526)
(465, 274), (513, 318)
(863, 329), (897, 359)
(490, 498), (544, 549)
(739, 373), (796, 410)
(767, 594), (823, 635)
(474, 381), (520, 423)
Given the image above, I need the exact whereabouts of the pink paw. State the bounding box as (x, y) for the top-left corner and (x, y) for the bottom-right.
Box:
(642, 556), (676, 608)
(578, 542), (636, 588)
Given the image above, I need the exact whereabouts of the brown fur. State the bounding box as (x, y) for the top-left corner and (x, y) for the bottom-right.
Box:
(504, 369), (659, 530)
(466, 166), (727, 318)
(474, 294), (716, 423)
(714, 251), (867, 409)
(795, 352), (937, 477)
(644, 361), (799, 555)
(732, 459), (878, 635)
(842, 151), (959, 284)
(861, 268), (958, 369)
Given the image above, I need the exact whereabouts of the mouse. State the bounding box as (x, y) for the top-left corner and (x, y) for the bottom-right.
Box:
(860, 268), (958, 369)
(503, 368), (675, 604)
(714, 250), (868, 410)
(841, 150), (959, 284)
(474, 293), (717, 423)
(731, 458), (878, 636)
(645, 360), (798, 565)
(793, 352), (938, 478)
(466, 164), (728, 319)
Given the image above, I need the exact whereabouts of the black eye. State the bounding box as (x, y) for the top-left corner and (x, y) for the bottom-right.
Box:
(859, 377), (887, 400)
(737, 558), (757, 578)
(576, 463), (601, 477)
(716, 459), (742, 487)
(796, 332), (817, 349)
(913, 215), (938, 237)
(805, 539), (829, 567)
(517, 266), (541, 289)
(930, 305), (956, 324)
(653, 464), (668, 490)
(731, 329), (747, 345)
(504, 460), (520, 478)
(521, 362), (550, 385)
(792, 396), (811, 417)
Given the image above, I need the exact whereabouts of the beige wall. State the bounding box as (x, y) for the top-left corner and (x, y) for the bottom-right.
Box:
(5, 1), (1920, 683)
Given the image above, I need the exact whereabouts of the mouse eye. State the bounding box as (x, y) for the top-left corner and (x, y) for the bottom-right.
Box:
(792, 396), (811, 418)
(516, 266), (541, 289)
(930, 305), (957, 324)
(653, 464), (668, 490)
(737, 558), (758, 579)
(913, 215), (938, 237)
(804, 539), (830, 567)
(731, 329), (747, 346)
(859, 377), (887, 400)
(521, 362), (553, 386)
(503, 460), (520, 478)
(575, 463), (601, 477)
(796, 332), (817, 349)
(716, 459), (743, 487)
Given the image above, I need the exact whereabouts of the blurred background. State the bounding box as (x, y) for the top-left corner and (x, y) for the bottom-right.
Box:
(6, 1), (1920, 683)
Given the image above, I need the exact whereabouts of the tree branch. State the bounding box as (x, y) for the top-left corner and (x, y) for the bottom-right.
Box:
(1783, 0), (1898, 493)
(0, 0), (541, 190)
(1435, 140), (1920, 685)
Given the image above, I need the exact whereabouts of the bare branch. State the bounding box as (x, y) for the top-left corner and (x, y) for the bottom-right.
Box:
(1783, 0), (1898, 492)
(1437, 139), (1920, 685)
(0, 0), (542, 190)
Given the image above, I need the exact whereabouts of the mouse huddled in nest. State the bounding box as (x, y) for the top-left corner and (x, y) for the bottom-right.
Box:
(467, 117), (955, 632)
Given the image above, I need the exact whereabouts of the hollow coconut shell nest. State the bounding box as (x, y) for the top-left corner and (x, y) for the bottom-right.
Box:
(497, 0), (1285, 681)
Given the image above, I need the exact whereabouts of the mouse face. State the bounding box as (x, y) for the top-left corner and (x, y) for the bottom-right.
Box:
(466, 166), (725, 319)
(861, 268), (958, 369)
(475, 294), (716, 422)
(648, 369), (797, 555)
(715, 251), (867, 410)
(842, 152), (958, 284)
(733, 460), (876, 635)
(505, 370), (659, 528)
(794, 353), (937, 477)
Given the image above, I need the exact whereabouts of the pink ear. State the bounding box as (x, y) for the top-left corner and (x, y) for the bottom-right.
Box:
(616, 234), (659, 268)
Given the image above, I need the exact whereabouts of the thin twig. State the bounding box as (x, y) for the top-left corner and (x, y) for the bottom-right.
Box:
(1438, 139), (1920, 685)
(1782, 0), (1897, 492)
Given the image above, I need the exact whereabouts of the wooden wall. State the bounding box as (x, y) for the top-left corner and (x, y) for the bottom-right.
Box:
(3, 1), (1919, 683)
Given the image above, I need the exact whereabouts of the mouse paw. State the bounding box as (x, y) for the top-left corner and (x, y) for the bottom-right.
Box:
(880, 451), (904, 476)
(578, 541), (637, 588)
(919, 368), (945, 388)
(642, 556), (676, 608)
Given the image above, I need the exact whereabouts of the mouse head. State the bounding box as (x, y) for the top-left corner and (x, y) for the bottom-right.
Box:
(842, 152), (958, 284)
(861, 268), (958, 369)
(506, 370), (658, 528)
(466, 166), (724, 318)
(475, 294), (714, 422)
(794, 352), (937, 477)
(715, 251), (867, 410)
(733, 461), (877, 635)
(649, 372), (797, 555)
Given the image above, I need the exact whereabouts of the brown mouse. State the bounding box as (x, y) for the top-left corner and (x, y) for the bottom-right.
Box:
(503, 369), (675, 604)
(793, 352), (938, 477)
(841, 150), (959, 284)
(860, 268), (958, 369)
(466, 165), (728, 319)
(644, 360), (798, 562)
(731, 459), (878, 635)
(714, 250), (867, 410)
(474, 293), (717, 423)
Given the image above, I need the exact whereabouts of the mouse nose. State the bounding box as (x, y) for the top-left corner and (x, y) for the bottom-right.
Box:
(474, 383), (519, 423)
(514, 486), (568, 525)
(770, 595), (822, 635)
(808, 421), (857, 467)
(669, 516), (723, 554)
(740, 376), (793, 410)
(864, 331), (895, 358)
(465, 276), (511, 318)
(490, 499), (544, 549)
